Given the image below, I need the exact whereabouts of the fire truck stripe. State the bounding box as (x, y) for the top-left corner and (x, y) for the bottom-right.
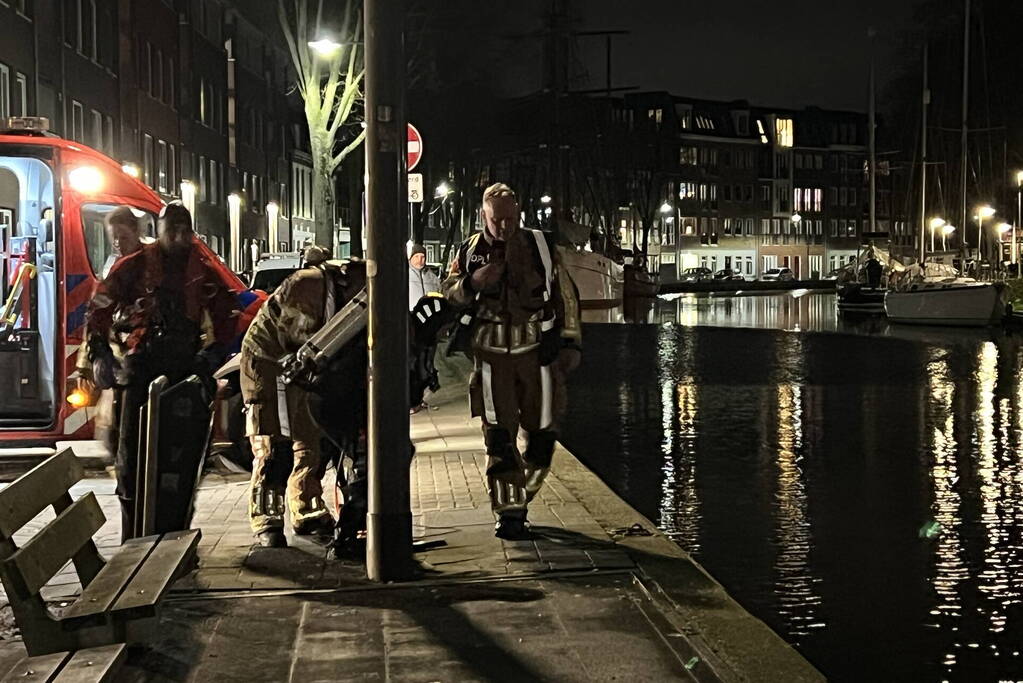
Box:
(66, 302), (87, 336)
(63, 406), (91, 434)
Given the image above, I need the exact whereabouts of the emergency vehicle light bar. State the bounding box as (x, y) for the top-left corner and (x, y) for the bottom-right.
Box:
(3, 117), (50, 133)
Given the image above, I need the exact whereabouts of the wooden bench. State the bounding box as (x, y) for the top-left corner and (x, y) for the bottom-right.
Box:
(1, 644), (125, 682)
(0, 449), (200, 658)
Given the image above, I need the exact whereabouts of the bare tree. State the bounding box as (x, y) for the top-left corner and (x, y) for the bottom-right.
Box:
(278, 0), (366, 247)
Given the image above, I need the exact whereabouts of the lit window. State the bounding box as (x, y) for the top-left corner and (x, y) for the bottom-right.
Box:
(15, 72), (26, 117)
(0, 64), (9, 121)
(775, 118), (794, 147)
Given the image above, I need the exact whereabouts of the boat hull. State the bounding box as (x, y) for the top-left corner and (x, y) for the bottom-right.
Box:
(884, 283), (1007, 326)
(558, 247), (624, 308)
(837, 283), (885, 314)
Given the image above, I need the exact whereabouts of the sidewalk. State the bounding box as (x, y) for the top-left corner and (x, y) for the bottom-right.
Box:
(0, 396), (822, 681)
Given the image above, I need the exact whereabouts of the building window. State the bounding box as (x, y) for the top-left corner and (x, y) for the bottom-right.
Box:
(168, 144), (176, 191)
(209, 158), (217, 204)
(840, 187), (848, 206)
(71, 100), (84, 141)
(104, 115), (114, 156)
(679, 146), (697, 166)
(63, 0), (77, 46)
(14, 72), (26, 117)
(166, 56), (174, 107)
(647, 108), (663, 125)
(152, 48), (162, 99)
(82, 0), (97, 60)
(849, 188), (857, 208)
(775, 118), (794, 147)
(89, 109), (102, 150)
(0, 64), (9, 121)
(156, 139), (167, 192)
(198, 155), (206, 202)
(142, 133), (154, 186)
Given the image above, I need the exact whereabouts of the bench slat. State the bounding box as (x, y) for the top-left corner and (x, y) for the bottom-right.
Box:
(111, 529), (200, 615)
(0, 450), (83, 539)
(3, 493), (105, 597)
(53, 644), (126, 683)
(60, 536), (160, 623)
(0, 651), (71, 682)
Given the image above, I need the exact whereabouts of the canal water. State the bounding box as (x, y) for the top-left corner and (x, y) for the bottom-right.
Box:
(564, 292), (1023, 682)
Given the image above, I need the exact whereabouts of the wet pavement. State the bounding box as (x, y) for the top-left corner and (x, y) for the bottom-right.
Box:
(563, 293), (1023, 681)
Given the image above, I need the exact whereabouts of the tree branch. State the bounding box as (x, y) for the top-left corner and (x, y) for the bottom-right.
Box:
(331, 129), (366, 171)
(278, 0), (307, 95)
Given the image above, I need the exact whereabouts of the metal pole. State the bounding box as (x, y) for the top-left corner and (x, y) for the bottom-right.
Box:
(139, 375), (168, 539)
(868, 28), (876, 235)
(1015, 184), (1020, 267)
(921, 43), (929, 261)
(364, 0), (413, 582)
(960, 0), (971, 258)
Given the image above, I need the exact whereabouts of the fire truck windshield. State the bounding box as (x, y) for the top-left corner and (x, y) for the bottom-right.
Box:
(0, 153), (57, 427)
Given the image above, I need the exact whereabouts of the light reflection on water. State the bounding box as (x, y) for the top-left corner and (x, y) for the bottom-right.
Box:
(565, 294), (1023, 681)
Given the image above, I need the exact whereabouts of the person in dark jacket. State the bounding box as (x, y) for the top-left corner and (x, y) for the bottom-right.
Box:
(86, 202), (239, 541)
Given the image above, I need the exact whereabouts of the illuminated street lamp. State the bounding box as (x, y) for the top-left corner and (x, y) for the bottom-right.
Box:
(540, 194), (552, 205)
(660, 202), (673, 214)
(308, 37), (343, 56)
(435, 181), (451, 198)
(928, 217), (946, 253)
(121, 162), (140, 179)
(975, 205), (996, 263)
(941, 224), (956, 252)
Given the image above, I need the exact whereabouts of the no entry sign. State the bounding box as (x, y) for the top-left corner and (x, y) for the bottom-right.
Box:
(407, 123), (423, 172)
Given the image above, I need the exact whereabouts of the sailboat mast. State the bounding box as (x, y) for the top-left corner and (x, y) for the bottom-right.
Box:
(868, 29), (877, 235)
(960, 0), (971, 257)
(920, 42), (928, 264)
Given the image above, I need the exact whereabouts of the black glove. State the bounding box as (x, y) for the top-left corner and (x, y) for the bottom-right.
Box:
(87, 335), (118, 390)
(539, 329), (562, 366)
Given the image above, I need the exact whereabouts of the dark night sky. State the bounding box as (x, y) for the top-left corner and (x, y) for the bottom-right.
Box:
(574, 0), (920, 112)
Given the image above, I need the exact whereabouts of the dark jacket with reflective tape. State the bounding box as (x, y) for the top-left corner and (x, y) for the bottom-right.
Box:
(442, 228), (580, 355)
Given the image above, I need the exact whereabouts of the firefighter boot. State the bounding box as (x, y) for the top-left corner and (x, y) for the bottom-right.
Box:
(249, 435), (288, 546)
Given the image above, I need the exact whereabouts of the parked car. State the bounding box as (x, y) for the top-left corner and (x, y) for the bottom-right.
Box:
(713, 268), (745, 281)
(762, 267), (795, 282)
(680, 267), (713, 282)
(250, 253), (303, 293)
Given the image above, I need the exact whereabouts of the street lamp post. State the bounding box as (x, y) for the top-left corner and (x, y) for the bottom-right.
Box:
(364, 0), (412, 581)
(997, 222), (1012, 271)
(976, 205), (995, 264)
(1016, 170), (1023, 268)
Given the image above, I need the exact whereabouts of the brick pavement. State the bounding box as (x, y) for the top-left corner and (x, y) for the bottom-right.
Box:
(0, 392), (821, 681)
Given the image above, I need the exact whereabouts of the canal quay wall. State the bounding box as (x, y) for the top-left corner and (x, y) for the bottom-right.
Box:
(659, 279), (835, 295)
(0, 384), (822, 681)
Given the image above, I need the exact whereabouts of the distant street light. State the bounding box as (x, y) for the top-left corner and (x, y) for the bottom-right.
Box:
(308, 37), (343, 56)
(928, 217), (946, 253)
(540, 194), (552, 205)
(660, 202), (673, 214)
(435, 181), (451, 198)
(121, 162), (140, 179)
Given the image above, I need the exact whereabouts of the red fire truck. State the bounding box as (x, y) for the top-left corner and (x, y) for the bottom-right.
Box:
(0, 117), (256, 453)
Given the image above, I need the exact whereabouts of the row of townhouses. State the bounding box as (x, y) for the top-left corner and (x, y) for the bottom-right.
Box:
(622, 94), (898, 281)
(414, 91), (903, 282)
(0, 0), (329, 273)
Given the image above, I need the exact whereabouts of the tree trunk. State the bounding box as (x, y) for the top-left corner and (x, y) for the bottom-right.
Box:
(311, 135), (335, 249)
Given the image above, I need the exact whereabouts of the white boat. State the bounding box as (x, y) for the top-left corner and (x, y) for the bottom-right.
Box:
(884, 280), (1007, 326)
(558, 246), (624, 308)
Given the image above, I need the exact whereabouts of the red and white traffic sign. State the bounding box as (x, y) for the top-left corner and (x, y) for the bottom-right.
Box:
(407, 123), (423, 172)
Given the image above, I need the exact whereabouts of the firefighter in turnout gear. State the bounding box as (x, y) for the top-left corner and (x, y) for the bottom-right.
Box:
(443, 183), (581, 540)
(241, 246), (364, 547)
(85, 202), (239, 541)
